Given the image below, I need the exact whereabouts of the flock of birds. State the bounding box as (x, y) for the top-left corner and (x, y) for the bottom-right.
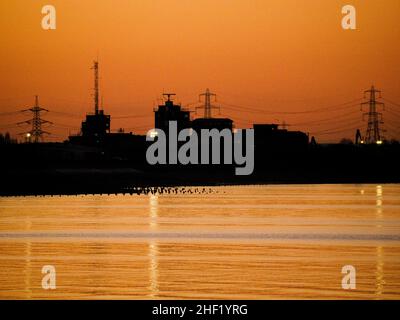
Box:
(123, 186), (217, 196)
(22, 186), (219, 197)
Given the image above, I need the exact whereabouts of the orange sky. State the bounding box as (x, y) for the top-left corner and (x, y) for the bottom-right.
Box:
(0, 0), (399, 142)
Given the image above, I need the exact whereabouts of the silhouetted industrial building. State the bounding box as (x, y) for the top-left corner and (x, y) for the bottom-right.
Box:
(191, 118), (233, 132)
(69, 110), (111, 146)
(154, 94), (191, 133)
(253, 124), (309, 150)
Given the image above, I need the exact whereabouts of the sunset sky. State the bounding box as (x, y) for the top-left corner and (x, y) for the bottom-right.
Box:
(0, 0), (399, 142)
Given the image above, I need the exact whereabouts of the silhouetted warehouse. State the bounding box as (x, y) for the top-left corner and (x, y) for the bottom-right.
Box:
(69, 110), (111, 146)
(154, 95), (191, 133)
(253, 124), (309, 151)
(191, 118), (233, 132)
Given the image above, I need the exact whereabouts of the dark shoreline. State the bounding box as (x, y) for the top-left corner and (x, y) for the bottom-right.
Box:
(1, 168), (399, 197)
(1, 142), (399, 197)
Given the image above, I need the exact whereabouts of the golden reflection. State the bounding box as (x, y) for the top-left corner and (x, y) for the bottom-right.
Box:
(376, 246), (385, 296)
(376, 185), (383, 197)
(375, 185), (384, 296)
(1, 185), (400, 299)
(376, 185), (383, 228)
(24, 219), (32, 299)
(149, 194), (158, 231)
(148, 194), (159, 298)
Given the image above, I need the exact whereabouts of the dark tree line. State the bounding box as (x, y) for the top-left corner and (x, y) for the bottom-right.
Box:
(0, 132), (17, 144)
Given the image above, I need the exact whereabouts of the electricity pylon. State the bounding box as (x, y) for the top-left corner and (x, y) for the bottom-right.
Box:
(361, 86), (385, 144)
(197, 88), (220, 118)
(18, 95), (52, 143)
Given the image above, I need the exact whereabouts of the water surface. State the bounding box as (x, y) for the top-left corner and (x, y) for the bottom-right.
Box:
(0, 184), (399, 299)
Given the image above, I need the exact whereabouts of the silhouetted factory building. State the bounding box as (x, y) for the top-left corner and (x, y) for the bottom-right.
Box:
(153, 93), (234, 134)
(191, 118), (233, 132)
(154, 94), (191, 133)
(68, 110), (146, 163)
(81, 110), (110, 137)
(253, 124), (309, 150)
(69, 110), (111, 146)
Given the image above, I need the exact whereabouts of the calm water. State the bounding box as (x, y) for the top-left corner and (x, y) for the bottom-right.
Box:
(0, 184), (399, 299)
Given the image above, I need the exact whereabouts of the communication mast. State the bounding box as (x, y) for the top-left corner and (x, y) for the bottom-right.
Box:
(92, 60), (99, 114)
(197, 88), (220, 118)
(361, 86), (385, 144)
(18, 95), (52, 143)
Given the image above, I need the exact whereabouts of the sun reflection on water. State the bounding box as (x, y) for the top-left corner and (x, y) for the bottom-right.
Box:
(148, 194), (159, 298)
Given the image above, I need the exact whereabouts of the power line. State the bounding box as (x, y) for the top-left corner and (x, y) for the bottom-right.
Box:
(310, 120), (362, 135)
(50, 111), (83, 119)
(382, 97), (400, 108)
(223, 109), (361, 129)
(385, 122), (400, 131)
(51, 123), (80, 129)
(112, 114), (152, 120)
(219, 99), (362, 115)
(0, 124), (20, 130)
(0, 111), (24, 117)
(385, 108), (400, 119)
(291, 110), (360, 127)
(315, 127), (358, 136)
(385, 123), (400, 135)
